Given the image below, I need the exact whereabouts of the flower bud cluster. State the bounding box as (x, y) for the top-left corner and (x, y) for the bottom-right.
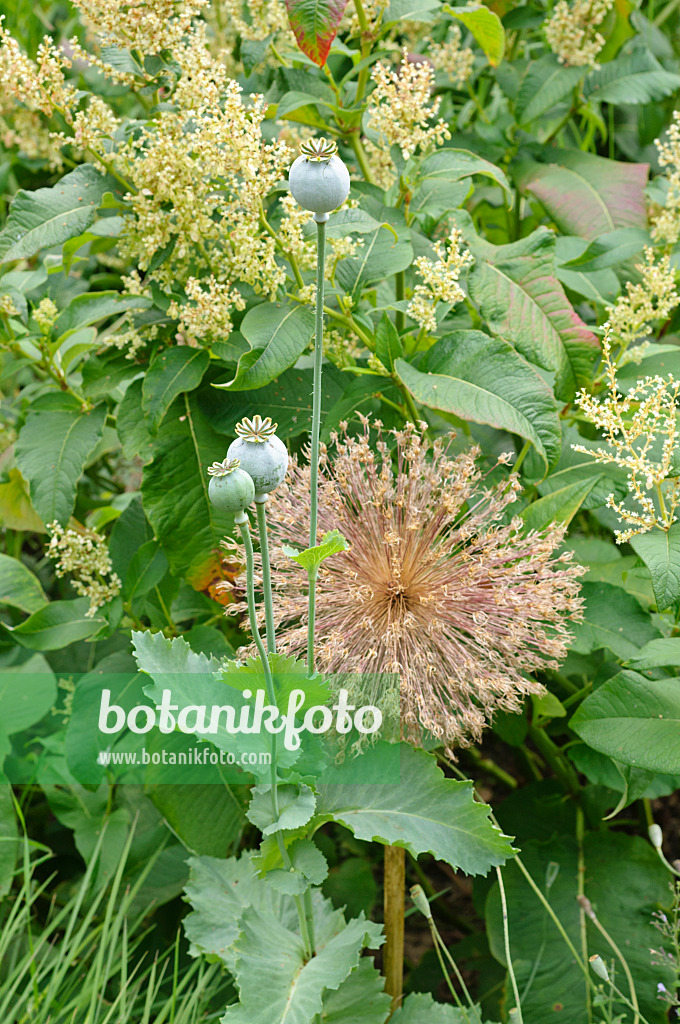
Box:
(47, 522), (121, 617)
(407, 227), (474, 333)
(367, 47), (451, 161)
(544, 0), (614, 68)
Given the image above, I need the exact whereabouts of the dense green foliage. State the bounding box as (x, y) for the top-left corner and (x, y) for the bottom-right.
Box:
(1, 0), (680, 1020)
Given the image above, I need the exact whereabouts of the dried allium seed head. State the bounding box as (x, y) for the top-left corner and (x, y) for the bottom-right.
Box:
(226, 419), (584, 751)
(234, 415), (278, 442)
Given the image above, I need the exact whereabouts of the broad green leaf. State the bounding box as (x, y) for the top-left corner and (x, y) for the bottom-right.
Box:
(444, 4), (504, 66)
(15, 402), (106, 525)
(200, 365), (345, 440)
(0, 553), (47, 613)
(316, 742), (514, 873)
(54, 291), (152, 340)
(142, 347), (209, 433)
(224, 909), (383, 1024)
(375, 313), (404, 372)
(514, 149), (648, 240)
(395, 331), (561, 473)
(392, 993), (473, 1023)
(335, 226), (413, 301)
(247, 784), (317, 835)
(63, 653), (145, 785)
(385, 0), (439, 19)
(302, 208), (385, 238)
(0, 654), (56, 732)
(627, 638), (680, 671)
(522, 477), (600, 532)
(415, 148), (511, 196)
(217, 303), (315, 392)
(141, 393), (235, 578)
(484, 788), (672, 1024)
(515, 55), (584, 125)
(116, 378), (155, 464)
(560, 227), (649, 271)
(4, 598), (104, 650)
(571, 670), (680, 773)
(184, 852), (309, 966)
(0, 469), (46, 533)
(283, 529), (349, 573)
(284, 0), (350, 66)
(570, 582), (660, 660)
(0, 166), (114, 262)
(124, 540), (169, 602)
(630, 524), (680, 611)
(585, 48), (680, 104)
(275, 90), (335, 119)
(147, 779), (247, 857)
(568, 743), (661, 812)
(464, 226), (600, 399)
(322, 959), (391, 1024)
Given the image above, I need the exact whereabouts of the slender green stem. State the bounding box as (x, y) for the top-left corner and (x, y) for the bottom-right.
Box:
(528, 725), (581, 797)
(431, 919), (482, 1023)
(238, 516), (313, 959)
(307, 568), (318, 676)
(349, 132), (375, 184)
(581, 897), (640, 1024)
(395, 270), (405, 332)
(307, 216), (326, 676)
(430, 924), (474, 1023)
(576, 806), (592, 1024)
(496, 866), (524, 1023)
(255, 499), (276, 655)
(512, 439), (532, 473)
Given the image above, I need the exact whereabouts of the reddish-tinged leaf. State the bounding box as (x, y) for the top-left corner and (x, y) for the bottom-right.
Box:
(514, 149), (649, 240)
(285, 0), (349, 66)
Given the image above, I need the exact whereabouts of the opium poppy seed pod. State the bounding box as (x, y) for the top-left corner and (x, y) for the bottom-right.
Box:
(227, 415), (288, 500)
(207, 457), (254, 515)
(288, 137), (350, 216)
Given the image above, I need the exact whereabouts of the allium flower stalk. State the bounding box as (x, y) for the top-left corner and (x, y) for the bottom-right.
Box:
(225, 419), (584, 749)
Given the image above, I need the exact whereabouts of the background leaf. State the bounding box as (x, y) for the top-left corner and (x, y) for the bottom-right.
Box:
(285, 0), (350, 65)
(142, 347), (209, 433)
(514, 149), (648, 240)
(0, 554), (47, 614)
(316, 742), (514, 873)
(630, 524), (680, 611)
(571, 670), (680, 773)
(218, 303), (316, 392)
(0, 166), (114, 262)
(15, 400), (106, 526)
(396, 330), (562, 472)
(465, 225), (600, 399)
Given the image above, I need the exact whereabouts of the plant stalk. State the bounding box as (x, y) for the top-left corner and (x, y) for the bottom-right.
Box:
(255, 497), (276, 655)
(238, 514), (313, 960)
(308, 214), (327, 675)
(383, 844), (405, 1012)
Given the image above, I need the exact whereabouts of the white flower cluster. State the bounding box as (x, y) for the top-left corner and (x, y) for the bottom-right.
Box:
(607, 248), (679, 355)
(652, 110), (680, 246)
(47, 522), (121, 616)
(429, 27), (475, 87)
(544, 0), (614, 68)
(573, 333), (680, 543)
(407, 227), (473, 333)
(367, 48), (451, 161)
